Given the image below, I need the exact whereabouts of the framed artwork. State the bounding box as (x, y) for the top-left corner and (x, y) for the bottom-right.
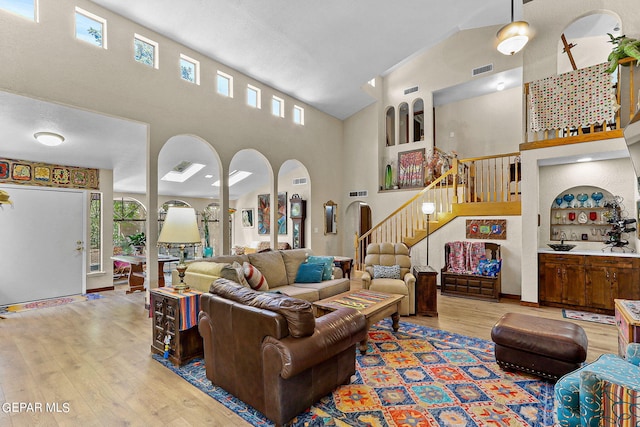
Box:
(398, 148), (425, 188)
(257, 192), (287, 235)
(466, 219), (507, 240)
(241, 208), (254, 228)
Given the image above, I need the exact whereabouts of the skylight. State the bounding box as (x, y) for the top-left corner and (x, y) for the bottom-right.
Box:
(161, 161), (205, 183)
(216, 71), (233, 97)
(212, 170), (252, 187)
(134, 33), (158, 68)
(180, 54), (200, 84)
(75, 7), (107, 48)
(0, 0), (37, 21)
(247, 84), (261, 108)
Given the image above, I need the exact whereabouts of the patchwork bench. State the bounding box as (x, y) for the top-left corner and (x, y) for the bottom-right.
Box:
(491, 312), (588, 381)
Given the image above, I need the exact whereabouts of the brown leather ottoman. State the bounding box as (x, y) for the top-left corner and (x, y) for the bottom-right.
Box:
(490, 312), (588, 381)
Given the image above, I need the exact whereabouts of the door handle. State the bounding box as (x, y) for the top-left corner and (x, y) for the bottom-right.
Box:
(75, 240), (84, 252)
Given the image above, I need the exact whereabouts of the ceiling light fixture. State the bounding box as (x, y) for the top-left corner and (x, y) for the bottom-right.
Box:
(496, 0), (530, 55)
(34, 132), (65, 146)
(496, 81), (505, 91)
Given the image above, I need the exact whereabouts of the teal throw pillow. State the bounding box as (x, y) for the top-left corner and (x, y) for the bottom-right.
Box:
(294, 262), (325, 283)
(307, 255), (334, 281)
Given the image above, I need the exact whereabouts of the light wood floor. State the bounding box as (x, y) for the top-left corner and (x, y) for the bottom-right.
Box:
(0, 280), (618, 426)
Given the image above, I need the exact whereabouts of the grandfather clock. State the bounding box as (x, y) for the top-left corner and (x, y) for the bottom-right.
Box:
(289, 194), (306, 249)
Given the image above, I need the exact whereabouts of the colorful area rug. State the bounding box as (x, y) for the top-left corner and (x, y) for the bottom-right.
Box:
(153, 319), (555, 426)
(0, 294), (103, 315)
(562, 309), (615, 326)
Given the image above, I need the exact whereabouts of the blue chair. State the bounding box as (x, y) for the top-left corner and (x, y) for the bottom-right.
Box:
(555, 343), (640, 426)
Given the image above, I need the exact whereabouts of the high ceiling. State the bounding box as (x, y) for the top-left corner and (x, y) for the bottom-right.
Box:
(3, 1), (529, 198)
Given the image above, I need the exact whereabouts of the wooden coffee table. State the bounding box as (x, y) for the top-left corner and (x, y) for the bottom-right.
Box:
(313, 289), (403, 354)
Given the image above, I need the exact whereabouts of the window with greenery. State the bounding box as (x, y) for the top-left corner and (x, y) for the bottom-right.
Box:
(217, 71), (233, 97)
(89, 192), (102, 272)
(113, 198), (146, 255)
(134, 33), (158, 68)
(180, 54), (199, 84)
(75, 7), (107, 48)
(0, 0), (36, 21)
(247, 84), (260, 108)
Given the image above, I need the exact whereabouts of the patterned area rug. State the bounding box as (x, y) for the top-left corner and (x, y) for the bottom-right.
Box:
(562, 309), (616, 326)
(0, 294), (103, 315)
(153, 319), (555, 426)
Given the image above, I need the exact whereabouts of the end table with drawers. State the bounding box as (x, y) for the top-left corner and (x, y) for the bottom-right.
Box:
(150, 287), (204, 365)
(413, 265), (438, 317)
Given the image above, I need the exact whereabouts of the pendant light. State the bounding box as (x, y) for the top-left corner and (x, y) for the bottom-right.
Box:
(496, 0), (530, 55)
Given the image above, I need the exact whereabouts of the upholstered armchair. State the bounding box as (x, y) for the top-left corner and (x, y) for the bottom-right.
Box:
(361, 242), (416, 315)
(555, 343), (640, 427)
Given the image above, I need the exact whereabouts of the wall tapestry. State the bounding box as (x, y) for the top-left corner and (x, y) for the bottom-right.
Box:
(466, 219), (507, 240)
(257, 192), (287, 235)
(0, 157), (99, 190)
(398, 149), (425, 188)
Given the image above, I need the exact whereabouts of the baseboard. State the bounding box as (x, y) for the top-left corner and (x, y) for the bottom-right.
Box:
(86, 286), (114, 293)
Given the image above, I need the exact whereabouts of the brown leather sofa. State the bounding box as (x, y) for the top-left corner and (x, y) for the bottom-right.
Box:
(198, 279), (367, 426)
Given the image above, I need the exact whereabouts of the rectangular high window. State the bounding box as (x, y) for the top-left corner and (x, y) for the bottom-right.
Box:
(272, 96), (284, 118)
(247, 85), (261, 109)
(293, 105), (304, 125)
(180, 54), (199, 84)
(216, 71), (233, 97)
(75, 7), (107, 48)
(134, 33), (158, 68)
(0, 0), (37, 21)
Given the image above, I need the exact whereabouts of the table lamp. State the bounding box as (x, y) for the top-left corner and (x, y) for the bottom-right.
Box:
(422, 202), (436, 265)
(157, 207), (201, 293)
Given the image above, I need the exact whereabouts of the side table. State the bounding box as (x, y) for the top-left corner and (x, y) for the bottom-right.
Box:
(150, 288), (204, 365)
(413, 265), (438, 317)
(614, 299), (640, 358)
(333, 256), (353, 279)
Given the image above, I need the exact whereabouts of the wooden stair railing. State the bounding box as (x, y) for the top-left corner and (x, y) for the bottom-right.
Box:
(355, 152), (521, 268)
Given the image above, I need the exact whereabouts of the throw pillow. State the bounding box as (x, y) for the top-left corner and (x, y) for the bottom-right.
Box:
(294, 262), (325, 283)
(373, 264), (401, 279)
(306, 255), (334, 281)
(220, 261), (250, 288)
(243, 262), (269, 291)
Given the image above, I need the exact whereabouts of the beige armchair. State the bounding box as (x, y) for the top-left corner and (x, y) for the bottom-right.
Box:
(361, 242), (415, 315)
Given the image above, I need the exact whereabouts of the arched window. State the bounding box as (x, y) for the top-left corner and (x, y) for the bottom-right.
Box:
(386, 106), (396, 146)
(399, 102), (409, 144)
(113, 197), (146, 254)
(412, 98), (424, 142)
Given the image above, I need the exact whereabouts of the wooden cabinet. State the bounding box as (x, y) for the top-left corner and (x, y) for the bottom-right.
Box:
(615, 299), (640, 358)
(539, 254), (585, 307)
(539, 253), (640, 313)
(413, 266), (438, 316)
(150, 289), (203, 365)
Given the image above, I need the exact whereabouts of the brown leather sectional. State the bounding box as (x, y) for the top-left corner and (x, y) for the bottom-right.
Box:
(198, 279), (367, 426)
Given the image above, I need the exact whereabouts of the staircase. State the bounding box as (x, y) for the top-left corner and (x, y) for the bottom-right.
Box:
(356, 152), (521, 267)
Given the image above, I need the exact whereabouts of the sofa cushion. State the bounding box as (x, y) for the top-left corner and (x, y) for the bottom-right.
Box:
(248, 251), (288, 288)
(186, 261), (227, 276)
(307, 255), (334, 280)
(220, 261), (250, 288)
(281, 249), (310, 284)
(373, 264), (401, 279)
(211, 278), (315, 337)
(243, 262), (269, 291)
(293, 278), (350, 300)
(295, 263), (325, 283)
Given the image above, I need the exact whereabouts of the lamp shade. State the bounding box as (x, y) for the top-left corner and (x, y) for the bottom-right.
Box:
(158, 207), (201, 244)
(496, 21), (530, 55)
(422, 202), (435, 215)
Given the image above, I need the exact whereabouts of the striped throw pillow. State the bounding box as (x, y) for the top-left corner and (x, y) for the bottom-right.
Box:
(243, 262), (269, 291)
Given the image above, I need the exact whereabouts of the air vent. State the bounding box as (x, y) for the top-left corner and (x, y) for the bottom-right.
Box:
(472, 64), (493, 77)
(348, 190), (368, 198)
(292, 177), (308, 185)
(404, 86), (418, 95)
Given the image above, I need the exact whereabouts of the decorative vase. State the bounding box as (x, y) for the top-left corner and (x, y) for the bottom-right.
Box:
(591, 192), (603, 207)
(203, 247), (213, 258)
(563, 194), (575, 207)
(385, 164), (393, 190)
(576, 193), (588, 207)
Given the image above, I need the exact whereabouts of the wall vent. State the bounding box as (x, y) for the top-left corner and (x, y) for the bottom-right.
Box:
(348, 190), (368, 198)
(292, 177), (308, 185)
(472, 64), (493, 77)
(404, 86), (419, 95)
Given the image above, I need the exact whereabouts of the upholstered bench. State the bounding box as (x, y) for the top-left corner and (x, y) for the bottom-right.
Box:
(491, 312), (588, 381)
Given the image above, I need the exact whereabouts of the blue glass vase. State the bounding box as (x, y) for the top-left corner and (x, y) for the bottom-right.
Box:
(591, 192), (603, 207)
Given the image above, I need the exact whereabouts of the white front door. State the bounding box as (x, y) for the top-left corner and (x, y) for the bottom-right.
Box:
(0, 186), (85, 306)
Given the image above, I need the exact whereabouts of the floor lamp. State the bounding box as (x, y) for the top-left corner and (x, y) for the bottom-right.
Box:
(422, 202), (435, 265)
(157, 207), (201, 293)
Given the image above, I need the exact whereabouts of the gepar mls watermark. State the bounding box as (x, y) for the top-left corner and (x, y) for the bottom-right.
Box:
(2, 402), (70, 413)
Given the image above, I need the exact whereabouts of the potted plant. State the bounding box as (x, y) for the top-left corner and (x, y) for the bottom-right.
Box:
(126, 232), (146, 255)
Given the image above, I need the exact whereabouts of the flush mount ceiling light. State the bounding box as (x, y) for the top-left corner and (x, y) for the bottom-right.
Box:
(34, 132), (65, 146)
(496, 0), (530, 55)
(496, 81), (506, 91)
